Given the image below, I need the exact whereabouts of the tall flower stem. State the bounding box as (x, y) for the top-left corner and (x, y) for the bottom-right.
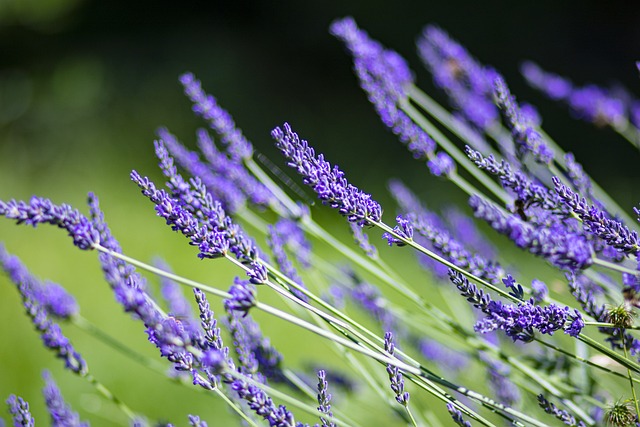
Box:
(592, 257), (639, 275)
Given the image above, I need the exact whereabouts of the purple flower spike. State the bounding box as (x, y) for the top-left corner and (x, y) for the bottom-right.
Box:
(267, 223), (309, 302)
(42, 370), (89, 427)
(384, 332), (409, 406)
(188, 415), (208, 427)
(494, 76), (554, 164)
(179, 72), (253, 162)
(427, 152), (456, 177)
(272, 123), (382, 226)
(0, 244), (79, 319)
(158, 128), (248, 213)
(537, 394), (587, 427)
(7, 395), (35, 427)
(469, 195), (593, 271)
(446, 403), (472, 427)
(417, 25), (499, 131)
(331, 17), (437, 161)
(554, 177), (639, 256)
(349, 222), (378, 259)
(531, 279), (548, 303)
(316, 370), (335, 427)
(0, 197), (99, 250)
(521, 61), (628, 128)
(0, 247), (87, 374)
(273, 219), (312, 268)
(474, 298), (583, 342)
(383, 215), (413, 246)
(224, 278), (257, 315)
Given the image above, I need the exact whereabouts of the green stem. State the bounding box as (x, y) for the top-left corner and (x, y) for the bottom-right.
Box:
(399, 98), (511, 205)
(592, 257), (639, 275)
(577, 333), (640, 374)
(84, 374), (137, 421)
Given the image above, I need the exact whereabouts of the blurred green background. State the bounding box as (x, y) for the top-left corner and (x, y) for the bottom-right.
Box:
(1, 1), (640, 425)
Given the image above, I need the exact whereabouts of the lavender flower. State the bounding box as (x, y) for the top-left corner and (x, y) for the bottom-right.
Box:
(474, 298), (583, 342)
(316, 370), (335, 427)
(6, 396), (34, 427)
(0, 244), (78, 319)
(0, 197), (99, 250)
(469, 195), (593, 270)
(521, 61), (628, 128)
(427, 152), (456, 177)
(156, 258), (196, 322)
(272, 122), (382, 226)
(42, 370), (89, 427)
(0, 247), (87, 374)
(188, 415), (208, 427)
(417, 25), (498, 131)
(384, 332), (409, 406)
(205, 349), (298, 427)
(349, 222), (378, 258)
(383, 215), (413, 246)
(179, 73), (253, 161)
(537, 394), (587, 426)
(466, 146), (560, 212)
(483, 357), (521, 407)
(493, 76), (554, 164)
(157, 128), (247, 213)
(273, 218), (312, 268)
(267, 222), (308, 301)
(224, 278), (257, 315)
(331, 17), (437, 160)
(554, 177), (639, 256)
(531, 279), (548, 303)
(193, 288), (224, 351)
(131, 141), (260, 264)
(447, 403), (472, 427)
(444, 207), (497, 258)
(418, 339), (469, 372)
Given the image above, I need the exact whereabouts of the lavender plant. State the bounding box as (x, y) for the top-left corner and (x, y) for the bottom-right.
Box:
(2, 15), (640, 427)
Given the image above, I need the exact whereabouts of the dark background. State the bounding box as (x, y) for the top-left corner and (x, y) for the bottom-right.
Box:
(1, 0), (639, 207)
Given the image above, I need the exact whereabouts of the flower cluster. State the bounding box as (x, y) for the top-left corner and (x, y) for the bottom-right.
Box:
(4, 14), (640, 427)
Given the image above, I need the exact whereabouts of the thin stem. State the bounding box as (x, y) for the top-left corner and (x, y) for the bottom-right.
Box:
(592, 257), (639, 275)
(84, 374), (137, 421)
(577, 333), (640, 374)
(399, 98), (511, 205)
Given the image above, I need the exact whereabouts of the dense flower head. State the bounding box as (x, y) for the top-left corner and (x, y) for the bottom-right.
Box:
(554, 177), (640, 256)
(157, 127), (247, 213)
(224, 278), (257, 315)
(179, 72), (253, 161)
(331, 17), (437, 160)
(446, 403), (472, 427)
(7, 395), (35, 427)
(521, 61), (630, 128)
(316, 370), (334, 427)
(469, 195), (593, 270)
(474, 298), (584, 342)
(417, 25), (499, 130)
(0, 197), (99, 250)
(131, 150), (260, 263)
(466, 147), (559, 211)
(427, 151), (456, 176)
(272, 122), (382, 226)
(0, 246), (87, 374)
(42, 370), (90, 427)
(537, 394), (587, 426)
(493, 76), (554, 164)
(384, 332), (409, 406)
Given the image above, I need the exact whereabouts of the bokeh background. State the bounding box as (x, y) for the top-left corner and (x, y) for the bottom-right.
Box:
(1, 1), (640, 425)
